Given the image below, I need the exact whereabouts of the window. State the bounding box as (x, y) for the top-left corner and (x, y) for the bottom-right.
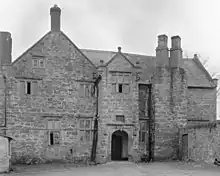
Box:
(47, 120), (61, 146)
(39, 59), (45, 68)
(79, 84), (93, 97)
(116, 115), (125, 122)
(112, 83), (130, 94)
(139, 121), (148, 142)
(32, 59), (38, 68)
(79, 119), (93, 142)
(118, 84), (123, 93)
(26, 81), (31, 95)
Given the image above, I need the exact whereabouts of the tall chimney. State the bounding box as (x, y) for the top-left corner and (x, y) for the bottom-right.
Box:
(50, 4), (61, 32)
(0, 32), (12, 66)
(170, 36), (182, 68)
(155, 34), (169, 67)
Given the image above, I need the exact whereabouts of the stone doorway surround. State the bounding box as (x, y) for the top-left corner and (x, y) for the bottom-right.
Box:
(111, 130), (129, 161)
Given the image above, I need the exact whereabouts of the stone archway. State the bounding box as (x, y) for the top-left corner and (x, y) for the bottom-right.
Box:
(111, 130), (128, 161)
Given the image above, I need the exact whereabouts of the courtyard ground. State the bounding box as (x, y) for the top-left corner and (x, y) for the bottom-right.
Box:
(2, 161), (220, 176)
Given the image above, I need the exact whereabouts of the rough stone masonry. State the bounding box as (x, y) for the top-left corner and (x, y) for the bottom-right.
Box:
(0, 5), (217, 165)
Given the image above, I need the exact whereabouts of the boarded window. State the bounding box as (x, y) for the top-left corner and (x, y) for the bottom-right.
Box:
(31, 81), (38, 95)
(112, 83), (116, 93)
(123, 84), (130, 94)
(18, 81), (25, 97)
(32, 59), (38, 68)
(85, 85), (90, 97)
(79, 84), (85, 97)
(79, 119), (93, 142)
(39, 59), (45, 68)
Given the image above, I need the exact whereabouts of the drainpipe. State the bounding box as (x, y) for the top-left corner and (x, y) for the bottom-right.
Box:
(91, 74), (102, 163)
(147, 84), (152, 162)
(1, 74), (7, 136)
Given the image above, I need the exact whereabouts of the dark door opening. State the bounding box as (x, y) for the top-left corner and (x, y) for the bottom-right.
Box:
(111, 130), (128, 161)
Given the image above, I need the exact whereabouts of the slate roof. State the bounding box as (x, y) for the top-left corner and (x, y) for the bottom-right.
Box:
(11, 31), (214, 88)
(81, 49), (214, 87)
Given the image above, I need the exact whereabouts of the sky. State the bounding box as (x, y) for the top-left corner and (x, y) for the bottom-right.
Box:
(0, 0), (220, 117)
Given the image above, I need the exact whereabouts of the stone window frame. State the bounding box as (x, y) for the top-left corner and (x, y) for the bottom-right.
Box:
(78, 118), (93, 142)
(47, 120), (61, 146)
(139, 120), (148, 143)
(32, 59), (38, 68)
(39, 59), (45, 68)
(79, 83), (94, 98)
(110, 71), (131, 94)
(116, 115), (125, 123)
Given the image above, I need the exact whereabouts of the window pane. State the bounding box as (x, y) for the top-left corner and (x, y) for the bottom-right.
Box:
(79, 131), (85, 142)
(140, 122), (145, 131)
(85, 131), (90, 141)
(50, 132), (54, 145)
(80, 120), (84, 129)
(112, 84), (116, 93)
(47, 121), (53, 129)
(85, 120), (90, 129)
(39, 59), (45, 68)
(53, 131), (60, 144)
(141, 132), (145, 142)
(33, 59), (38, 68)
(118, 84), (123, 93)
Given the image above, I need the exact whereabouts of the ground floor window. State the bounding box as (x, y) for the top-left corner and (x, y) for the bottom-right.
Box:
(47, 120), (61, 146)
(139, 121), (148, 143)
(78, 118), (93, 142)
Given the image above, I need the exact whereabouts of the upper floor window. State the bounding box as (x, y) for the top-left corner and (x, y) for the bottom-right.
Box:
(79, 84), (94, 97)
(39, 59), (45, 68)
(139, 121), (148, 143)
(116, 115), (125, 122)
(112, 83), (130, 94)
(32, 59), (38, 68)
(26, 81), (31, 95)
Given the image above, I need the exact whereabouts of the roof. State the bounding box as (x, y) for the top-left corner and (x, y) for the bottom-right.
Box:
(11, 31), (214, 88)
(82, 49), (214, 87)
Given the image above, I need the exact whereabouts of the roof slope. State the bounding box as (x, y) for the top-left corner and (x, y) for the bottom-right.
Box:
(82, 49), (214, 87)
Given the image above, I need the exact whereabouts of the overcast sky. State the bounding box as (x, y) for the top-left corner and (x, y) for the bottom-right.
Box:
(0, 0), (219, 71)
(0, 0), (220, 117)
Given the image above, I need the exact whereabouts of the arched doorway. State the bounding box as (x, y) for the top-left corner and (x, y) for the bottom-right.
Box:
(111, 130), (128, 161)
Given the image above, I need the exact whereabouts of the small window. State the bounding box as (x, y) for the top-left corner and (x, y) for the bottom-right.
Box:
(39, 59), (45, 68)
(49, 131), (60, 145)
(112, 83), (116, 93)
(26, 81), (31, 94)
(116, 115), (125, 122)
(139, 121), (148, 142)
(118, 84), (123, 93)
(32, 59), (38, 68)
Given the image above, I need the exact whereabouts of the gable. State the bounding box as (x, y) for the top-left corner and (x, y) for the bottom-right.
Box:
(106, 53), (134, 72)
(12, 32), (96, 81)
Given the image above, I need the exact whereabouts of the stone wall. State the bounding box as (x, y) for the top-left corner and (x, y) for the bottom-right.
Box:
(5, 32), (97, 164)
(187, 88), (216, 121)
(180, 121), (220, 163)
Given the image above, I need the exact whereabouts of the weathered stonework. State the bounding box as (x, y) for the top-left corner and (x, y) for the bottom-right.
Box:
(0, 5), (217, 165)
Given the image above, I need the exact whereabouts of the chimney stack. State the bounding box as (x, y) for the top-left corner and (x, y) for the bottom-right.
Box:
(50, 4), (61, 32)
(156, 34), (169, 67)
(0, 32), (12, 66)
(170, 36), (182, 68)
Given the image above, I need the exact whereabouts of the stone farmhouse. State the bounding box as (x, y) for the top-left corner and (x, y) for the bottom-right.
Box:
(0, 5), (218, 164)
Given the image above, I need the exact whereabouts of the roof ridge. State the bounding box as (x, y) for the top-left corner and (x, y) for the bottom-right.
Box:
(81, 48), (154, 58)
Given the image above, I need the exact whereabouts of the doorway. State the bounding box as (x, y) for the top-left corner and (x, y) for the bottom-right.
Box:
(111, 130), (128, 161)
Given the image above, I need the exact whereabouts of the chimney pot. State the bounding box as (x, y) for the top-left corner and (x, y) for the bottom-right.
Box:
(157, 34), (168, 48)
(118, 46), (122, 52)
(171, 36), (181, 49)
(50, 4), (61, 32)
(100, 60), (104, 64)
(0, 32), (12, 66)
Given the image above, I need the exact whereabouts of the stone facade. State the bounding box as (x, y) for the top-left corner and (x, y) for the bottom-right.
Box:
(0, 5), (217, 165)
